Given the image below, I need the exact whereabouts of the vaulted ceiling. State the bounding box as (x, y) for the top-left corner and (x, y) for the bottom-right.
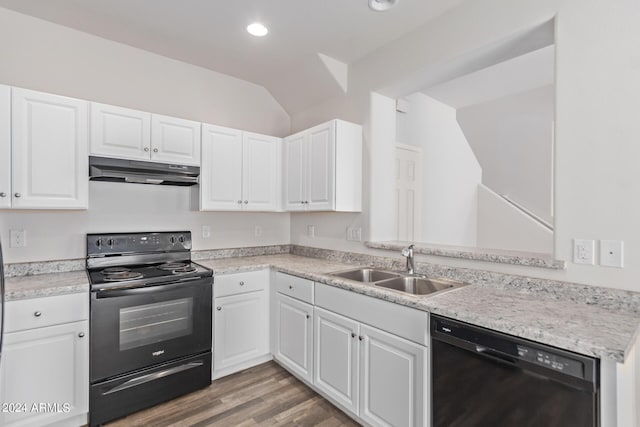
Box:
(0, 0), (465, 114)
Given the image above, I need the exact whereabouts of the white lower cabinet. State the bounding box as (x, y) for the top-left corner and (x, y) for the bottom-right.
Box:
(213, 270), (270, 379)
(0, 294), (89, 427)
(275, 293), (314, 383)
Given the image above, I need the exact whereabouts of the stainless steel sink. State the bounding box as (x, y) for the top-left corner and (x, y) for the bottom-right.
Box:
(331, 268), (401, 282)
(330, 267), (467, 297)
(375, 276), (464, 296)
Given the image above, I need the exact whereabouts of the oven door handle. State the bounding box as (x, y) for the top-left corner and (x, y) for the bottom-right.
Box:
(102, 361), (204, 395)
(95, 277), (205, 298)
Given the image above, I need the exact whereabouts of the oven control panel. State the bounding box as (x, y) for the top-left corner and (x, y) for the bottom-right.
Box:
(87, 231), (192, 256)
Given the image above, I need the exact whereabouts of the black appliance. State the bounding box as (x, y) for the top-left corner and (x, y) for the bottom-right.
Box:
(431, 315), (599, 427)
(87, 231), (212, 426)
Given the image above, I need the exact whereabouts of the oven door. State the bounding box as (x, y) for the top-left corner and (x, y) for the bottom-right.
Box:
(90, 277), (212, 382)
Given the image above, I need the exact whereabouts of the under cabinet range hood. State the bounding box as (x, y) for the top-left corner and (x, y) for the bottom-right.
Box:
(89, 156), (199, 186)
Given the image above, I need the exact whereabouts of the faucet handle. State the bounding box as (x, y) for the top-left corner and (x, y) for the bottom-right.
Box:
(401, 244), (415, 257)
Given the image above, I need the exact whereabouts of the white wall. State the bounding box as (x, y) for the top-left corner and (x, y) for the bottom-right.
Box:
(457, 85), (554, 223)
(0, 7), (291, 263)
(398, 93), (481, 246)
(290, 0), (640, 292)
(0, 183), (290, 263)
(477, 184), (553, 253)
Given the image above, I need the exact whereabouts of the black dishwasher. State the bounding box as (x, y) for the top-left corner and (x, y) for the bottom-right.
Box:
(431, 315), (599, 427)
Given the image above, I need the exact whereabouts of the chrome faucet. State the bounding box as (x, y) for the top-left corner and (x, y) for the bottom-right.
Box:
(401, 244), (415, 274)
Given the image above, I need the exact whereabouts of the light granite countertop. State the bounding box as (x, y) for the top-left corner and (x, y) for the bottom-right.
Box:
(5, 253), (640, 363)
(4, 270), (89, 301)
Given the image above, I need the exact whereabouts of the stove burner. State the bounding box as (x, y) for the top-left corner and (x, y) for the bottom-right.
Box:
(102, 271), (144, 282)
(158, 262), (197, 274)
(102, 267), (131, 275)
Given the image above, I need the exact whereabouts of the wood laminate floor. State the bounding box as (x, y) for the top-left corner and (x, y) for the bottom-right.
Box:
(106, 361), (360, 427)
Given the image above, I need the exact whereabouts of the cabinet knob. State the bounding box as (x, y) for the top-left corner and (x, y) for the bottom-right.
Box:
(359, 336), (364, 341)
(78, 332), (85, 338)
(144, 147), (150, 152)
(351, 332), (356, 338)
(306, 314), (310, 319)
(244, 200), (248, 204)
(34, 311), (42, 317)
(289, 285), (293, 290)
(153, 148), (159, 153)
(14, 193), (21, 198)
(237, 200), (242, 204)
(239, 281), (245, 286)
(0, 192), (6, 197)
(216, 306), (222, 311)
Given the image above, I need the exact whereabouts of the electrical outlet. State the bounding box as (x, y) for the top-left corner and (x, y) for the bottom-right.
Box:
(346, 227), (362, 241)
(600, 240), (624, 268)
(573, 239), (595, 265)
(202, 225), (211, 239)
(254, 225), (263, 237)
(307, 225), (315, 238)
(10, 229), (26, 248)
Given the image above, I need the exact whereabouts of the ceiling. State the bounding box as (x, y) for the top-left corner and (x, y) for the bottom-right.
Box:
(0, 0), (465, 114)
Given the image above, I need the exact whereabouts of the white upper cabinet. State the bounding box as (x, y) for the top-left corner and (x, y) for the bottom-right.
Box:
(200, 124), (243, 210)
(90, 102), (151, 161)
(199, 124), (281, 211)
(284, 119), (362, 212)
(0, 85), (10, 209)
(11, 88), (88, 209)
(91, 103), (200, 166)
(151, 114), (201, 166)
(242, 132), (281, 211)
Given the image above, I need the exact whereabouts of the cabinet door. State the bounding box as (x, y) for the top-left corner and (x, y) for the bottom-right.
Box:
(283, 131), (307, 211)
(90, 102), (151, 160)
(213, 290), (268, 377)
(200, 124), (243, 210)
(314, 307), (359, 416)
(151, 114), (201, 166)
(0, 85), (10, 208)
(275, 294), (313, 383)
(242, 132), (281, 211)
(0, 321), (89, 427)
(306, 121), (335, 211)
(359, 325), (426, 427)
(12, 88), (88, 209)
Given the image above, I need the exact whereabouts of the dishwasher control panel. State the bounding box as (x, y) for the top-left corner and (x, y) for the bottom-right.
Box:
(516, 345), (584, 378)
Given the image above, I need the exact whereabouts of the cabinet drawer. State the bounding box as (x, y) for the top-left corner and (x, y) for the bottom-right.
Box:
(4, 292), (89, 333)
(276, 272), (314, 304)
(214, 269), (268, 298)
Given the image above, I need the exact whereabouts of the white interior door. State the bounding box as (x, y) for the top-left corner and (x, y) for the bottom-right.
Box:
(396, 144), (422, 241)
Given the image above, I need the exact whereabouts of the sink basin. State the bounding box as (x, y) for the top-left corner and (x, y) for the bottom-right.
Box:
(331, 268), (401, 282)
(375, 277), (465, 296)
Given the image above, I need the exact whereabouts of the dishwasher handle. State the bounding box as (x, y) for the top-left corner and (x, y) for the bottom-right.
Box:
(474, 345), (517, 365)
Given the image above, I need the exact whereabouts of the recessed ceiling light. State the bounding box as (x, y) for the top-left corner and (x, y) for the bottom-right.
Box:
(247, 22), (268, 37)
(368, 0), (399, 12)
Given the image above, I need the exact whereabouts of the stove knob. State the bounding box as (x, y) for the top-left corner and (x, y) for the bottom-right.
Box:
(178, 235), (185, 243)
(107, 239), (114, 247)
(96, 239), (103, 248)
(170, 236), (177, 244)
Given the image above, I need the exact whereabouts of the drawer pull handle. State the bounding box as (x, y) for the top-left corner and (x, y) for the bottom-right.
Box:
(351, 332), (356, 338)
(34, 311), (42, 317)
(217, 306), (222, 311)
(239, 281), (245, 286)
(78, 332), (85, 338)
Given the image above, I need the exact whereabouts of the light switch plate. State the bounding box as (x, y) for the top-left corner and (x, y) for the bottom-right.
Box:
(573, 239), (594, 265)
(600, 240), (624, 268)
(202, 225), (211, 238)
(307, 225), (315, 238)
(10, 229), (26, 248)
(254, 225), (263, 237)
